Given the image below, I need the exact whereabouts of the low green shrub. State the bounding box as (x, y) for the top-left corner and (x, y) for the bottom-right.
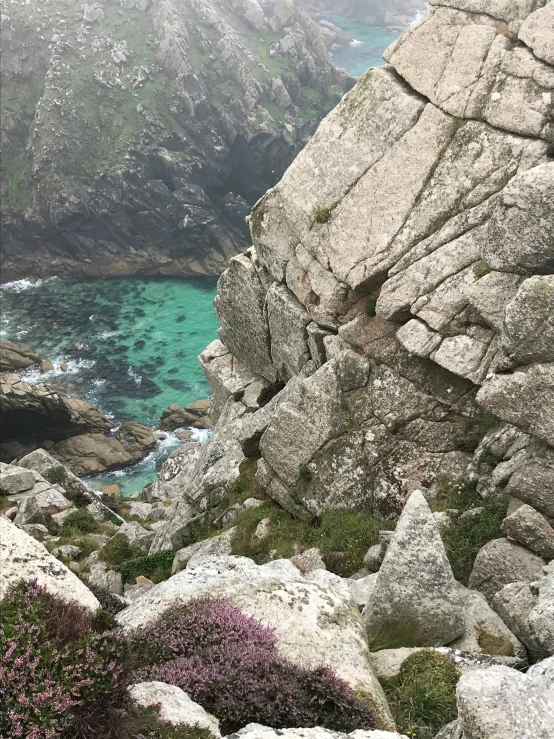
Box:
(45, 534), (100, 560)
(61, 508), (100, 535)
(298, 464), (312, 482)
(100, 533), (146, 569)
(380, 651), (460, 739)
(116, 550), (175, 584)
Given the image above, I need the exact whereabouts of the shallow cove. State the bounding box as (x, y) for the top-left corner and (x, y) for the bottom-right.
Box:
(326, 15), (401, 76)
(1, 276), (219, 495)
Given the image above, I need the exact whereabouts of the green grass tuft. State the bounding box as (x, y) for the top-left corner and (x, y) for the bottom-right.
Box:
(473, 261), (492, 279)
(100, 533), (146, 569)
(380, 651), (460, 739)
(433, 482), (508, 584)
(314, 206), (334, 224)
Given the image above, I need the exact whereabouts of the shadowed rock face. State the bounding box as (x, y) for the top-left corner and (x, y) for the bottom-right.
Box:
(0, 0), (352, 281)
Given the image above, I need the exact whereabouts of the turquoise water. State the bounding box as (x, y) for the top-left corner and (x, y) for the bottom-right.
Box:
(1, 276), (219, 496)
(327, 16), (401, 76)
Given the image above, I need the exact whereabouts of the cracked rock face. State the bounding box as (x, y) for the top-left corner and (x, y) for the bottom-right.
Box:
(195, 0), (553, 524)
(0, 0), (351, 281)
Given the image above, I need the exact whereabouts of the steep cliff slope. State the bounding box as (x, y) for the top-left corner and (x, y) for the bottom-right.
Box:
(150, 0), (553, 549)
(0, 0), (351, 280)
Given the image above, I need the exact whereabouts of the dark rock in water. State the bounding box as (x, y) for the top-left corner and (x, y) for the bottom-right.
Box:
(176, 315), (187, 323)
(0, 0), (352, 281)
(158, 399), (212, 431)
(134, 340), (146, 350)
(166, 379), (190, 392)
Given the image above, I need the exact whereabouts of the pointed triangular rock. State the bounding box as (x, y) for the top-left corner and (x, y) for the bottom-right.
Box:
(364, 489), (465, 647)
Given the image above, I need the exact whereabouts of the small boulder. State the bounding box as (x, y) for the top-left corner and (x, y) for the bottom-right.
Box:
(456, 656), (554, 739)
(52, 545), (82, 561)
(40, 359), (54, 373)
(364, 490), (465, 647)
(117, 521), (155, 550)
(102, 484), (121, 496)
(129, 682), (221, 737)
(468, 538), (545, 604)
(290, 547), (326, 575)
(501, 504), (554, 560)
(60, 363), (68, 372)
(0, 464), (36, 495)
(14, 496), (46, 528)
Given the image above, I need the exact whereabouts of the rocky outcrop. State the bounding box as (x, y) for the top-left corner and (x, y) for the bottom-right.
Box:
(0, 372), (159, 475)
(0, 338), (40, 372)
(0, 373), (112, 448)
(182, 0), (554, 528)
(230, 728), (407, 739)
(159, 399), (212, 431)
(0, 0), (351, 281)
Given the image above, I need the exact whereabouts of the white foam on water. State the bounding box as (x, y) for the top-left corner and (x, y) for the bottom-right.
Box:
(0, 276), (59, 294)
(191, 427), (211, 443)
(22, 358), (96, 383)
(127, 365), (142, 385)
(350, 38), (365, 47)
(100, 330), (118, 339)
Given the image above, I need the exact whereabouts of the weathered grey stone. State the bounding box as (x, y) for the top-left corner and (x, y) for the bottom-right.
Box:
(502, 275), (554, 365)
(0, 463), (35, 494)
(519, 2), (554, 65)
(492, 577), (553, 662)
(117, 556), (393, 728)
(290, 548), (326, 575)
(370, 646), (525, 681)
(267, 283), (311, 381)
(468, 538), (546, 603)
(129, 682), (221, 736)
(88, 562), (124, 596)
(348, 573), (378, 608)
(396, 319), (442, 357)
(14, 496), (46, 528)
(456, 656), (554, 739)
(230, 726), (407, 739)
(116, 521), (155, 550)
(0, 517), (99, 610)
(364, 490), (466, 646)
(502, 504), (554, 560)
(482, 164), (554, 275)
(171, 528), (237, 574)
(214, 250), (274, 382)
(450, 584), (527, 660)
(465, 271), (523, 332)
(506, 446), (554, 519)
(52, 545), (82, 561)
(477, 364), (554, 447)
(387, 7), (553, 140)
(199, 340), (261, 421)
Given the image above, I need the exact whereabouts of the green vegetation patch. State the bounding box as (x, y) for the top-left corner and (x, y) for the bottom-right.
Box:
(366, 299), (377, 317)
(380, 651), (460, 739)
(433, 482), (509, 584)
(61, 508), (100, 535)
(115, 550), (175, 584)
(100, 533), (146, 569)
(473, 260), (492, 279)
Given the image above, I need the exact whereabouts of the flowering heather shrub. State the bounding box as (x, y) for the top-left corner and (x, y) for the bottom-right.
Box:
(0, 580), (128, 739)
(130, 597), (377, 734)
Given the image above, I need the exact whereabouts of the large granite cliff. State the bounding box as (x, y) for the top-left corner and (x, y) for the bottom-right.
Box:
(149, 0), (554, 551)
(0, 0), (351, 280)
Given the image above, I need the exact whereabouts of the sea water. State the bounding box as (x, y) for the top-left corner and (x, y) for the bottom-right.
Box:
(1, 276), (219, 495)
(326, 15), (401, 76)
